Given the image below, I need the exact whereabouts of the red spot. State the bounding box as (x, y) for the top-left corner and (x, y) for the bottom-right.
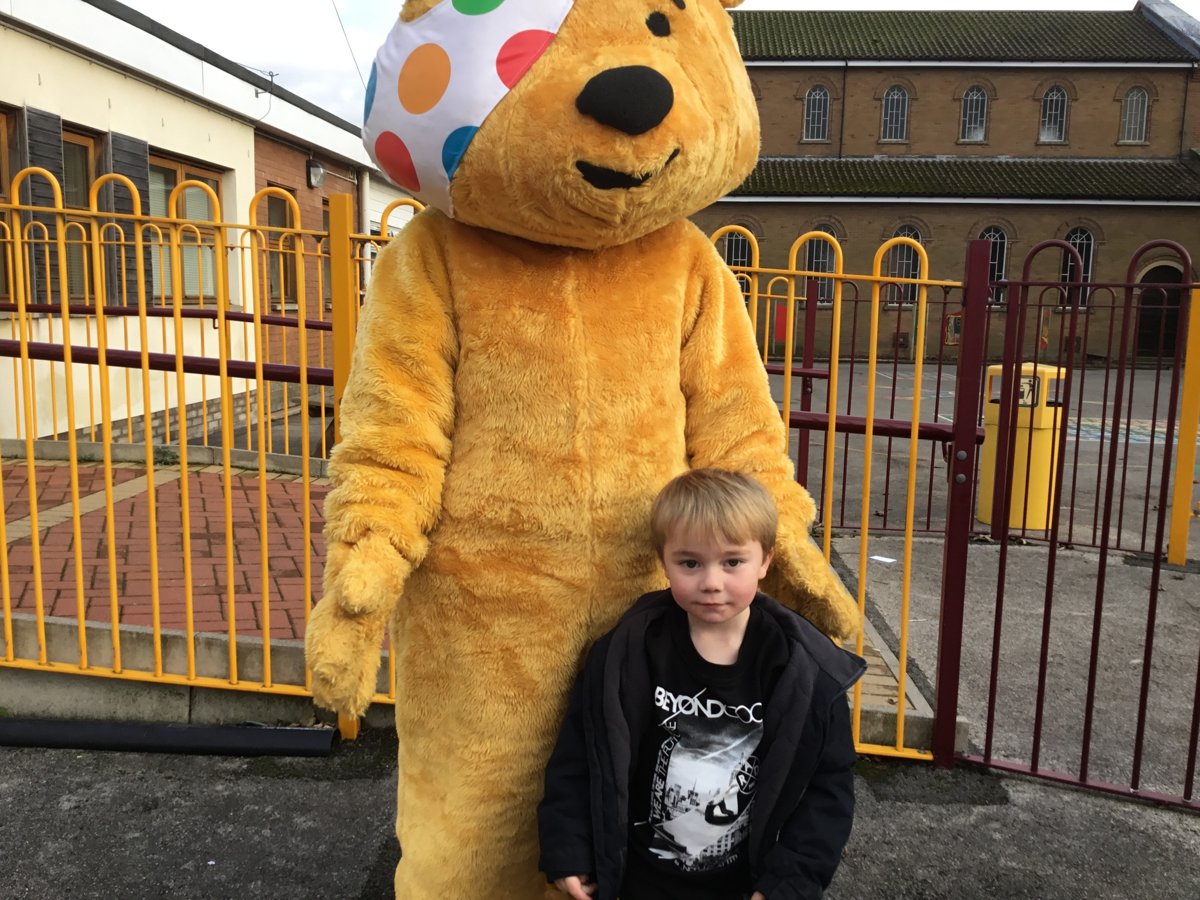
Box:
(375, 132), (421, 193)
(496, 30), (555, 90)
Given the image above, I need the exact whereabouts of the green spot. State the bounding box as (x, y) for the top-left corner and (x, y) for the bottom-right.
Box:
(452, 0), (505, 14)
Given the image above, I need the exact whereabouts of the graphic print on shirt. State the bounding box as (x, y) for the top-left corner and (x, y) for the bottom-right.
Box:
(634, 684), (764, 872)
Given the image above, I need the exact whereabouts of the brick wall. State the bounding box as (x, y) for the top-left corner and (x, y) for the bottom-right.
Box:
(690, 201), (1198, 362)
(755, 65), (1190, 158)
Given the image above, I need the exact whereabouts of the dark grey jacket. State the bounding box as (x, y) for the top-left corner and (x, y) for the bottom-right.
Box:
(538, 590), (866, 900)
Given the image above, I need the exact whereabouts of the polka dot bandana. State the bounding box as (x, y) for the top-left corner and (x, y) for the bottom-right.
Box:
(363, 0), (576, 216)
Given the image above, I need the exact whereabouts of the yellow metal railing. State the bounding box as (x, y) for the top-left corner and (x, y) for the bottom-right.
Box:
(709, 228), (967, 761)
(2, 167), (969, 758)
(0, 168), (410, 710)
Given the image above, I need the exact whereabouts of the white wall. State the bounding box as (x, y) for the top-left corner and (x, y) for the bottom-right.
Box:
(1, 23), (257, 217)
(1, 0), (370, 165)
(1, 313), (254, 442)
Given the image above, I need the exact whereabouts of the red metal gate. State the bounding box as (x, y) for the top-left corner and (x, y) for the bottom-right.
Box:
(934, 239), (1200, 811)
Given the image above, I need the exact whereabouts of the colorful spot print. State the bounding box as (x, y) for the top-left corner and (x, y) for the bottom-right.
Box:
(375, 132), (421, 193)
(397, 43), (452, 115)
(453, 0), (506, 15)
(442, 126), (479, 179)
(496, 30), (555, 90)
(364, 63), (378, 123)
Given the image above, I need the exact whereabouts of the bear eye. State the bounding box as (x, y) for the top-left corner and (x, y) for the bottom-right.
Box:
(647, 11), (670, 37)
(672, 0), (686, 9)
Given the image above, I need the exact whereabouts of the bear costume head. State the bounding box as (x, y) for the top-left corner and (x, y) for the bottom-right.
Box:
(364, 0), (759, 247)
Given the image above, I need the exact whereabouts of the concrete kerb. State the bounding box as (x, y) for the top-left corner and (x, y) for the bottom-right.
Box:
(0, 612), (958, 752)
(0, 614), (395, 731)
(853, 615), (970, 752)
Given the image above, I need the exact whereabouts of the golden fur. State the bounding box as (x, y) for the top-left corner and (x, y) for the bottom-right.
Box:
(305, 1), (858, 897)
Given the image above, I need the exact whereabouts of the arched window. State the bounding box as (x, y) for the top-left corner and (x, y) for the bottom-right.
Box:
(1060, 227), (1094, 306)
(805, 224), (837, 302)
(805, 86), (830, 142)
(1040, 85), (1068, 142)
(723, 231), (752, 270)
(1121, 87), (1149, 143)
(887, 225), (922, 303)
(881, 86), (909, 142)
(960, 85), (988, 142)
(979, 225), (1008, 302)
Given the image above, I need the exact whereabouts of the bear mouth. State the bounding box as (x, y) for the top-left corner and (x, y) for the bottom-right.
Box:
(576, 149), (680, 190)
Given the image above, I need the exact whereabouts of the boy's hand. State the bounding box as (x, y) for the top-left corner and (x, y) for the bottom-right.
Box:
(554, 875), (597, 899)
(750, 893), (766, 900)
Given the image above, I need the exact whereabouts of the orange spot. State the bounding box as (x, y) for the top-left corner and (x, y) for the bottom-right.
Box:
(398, 43), (452, 115)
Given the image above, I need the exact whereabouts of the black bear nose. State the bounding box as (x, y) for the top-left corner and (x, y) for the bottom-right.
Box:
(575, 66), (674, 136)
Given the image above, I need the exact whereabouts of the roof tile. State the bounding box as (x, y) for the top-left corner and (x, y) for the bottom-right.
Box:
(732, 11), (1195, 62)
(735, 158), (1200, 201)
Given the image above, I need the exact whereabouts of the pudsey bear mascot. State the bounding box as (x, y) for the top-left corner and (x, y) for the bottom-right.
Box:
(304, 0), (859, 896)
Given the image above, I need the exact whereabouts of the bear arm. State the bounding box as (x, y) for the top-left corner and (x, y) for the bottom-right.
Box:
(322, 215), (457, 618)
(679, 247), (859, 641)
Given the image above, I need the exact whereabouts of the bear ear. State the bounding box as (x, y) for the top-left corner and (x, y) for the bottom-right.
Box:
(400, 0), (441, 22)
(719, 0), (746, 7)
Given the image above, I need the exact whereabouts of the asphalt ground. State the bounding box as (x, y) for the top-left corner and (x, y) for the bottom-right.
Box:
(2, 726), (1199, 900)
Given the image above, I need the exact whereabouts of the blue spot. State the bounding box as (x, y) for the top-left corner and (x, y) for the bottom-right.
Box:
(364, 63), (378, 124)
(442, 126), (479, 179)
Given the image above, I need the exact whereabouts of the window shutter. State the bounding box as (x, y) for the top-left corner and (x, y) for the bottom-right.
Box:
(106, 133), (150, 305)
(22, 108), (64, 299)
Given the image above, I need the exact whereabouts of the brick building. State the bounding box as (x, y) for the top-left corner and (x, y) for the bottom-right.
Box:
(691, 0), (1200, 359)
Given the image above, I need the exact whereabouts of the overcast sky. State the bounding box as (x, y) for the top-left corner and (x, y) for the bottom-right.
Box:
(115, 0), (1200, 124)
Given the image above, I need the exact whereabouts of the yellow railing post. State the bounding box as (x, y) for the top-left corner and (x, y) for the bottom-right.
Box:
(328, 193), (356, 446)
(1167, 287), (1200, 565)
(327, 193), (360, 740)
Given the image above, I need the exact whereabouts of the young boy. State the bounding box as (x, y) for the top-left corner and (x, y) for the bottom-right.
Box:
(538, 468), (865, 900)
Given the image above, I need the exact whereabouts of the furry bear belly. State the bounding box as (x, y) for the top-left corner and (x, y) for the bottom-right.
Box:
(386, 400), (681, 897)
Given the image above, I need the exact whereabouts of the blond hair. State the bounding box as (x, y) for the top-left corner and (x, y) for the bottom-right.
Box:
(650, 469), (777, 557)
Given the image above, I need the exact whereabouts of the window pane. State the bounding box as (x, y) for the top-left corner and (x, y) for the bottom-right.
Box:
(805, 86), (829, 141)
(960, 86), (988, 142)
(267, 194), (296, 305)
(1060, 227), (1094, 306)
(979, 226), (1008, 302)
(1040, 86), (1067, 142)
(882, 86), (909, 141)
(805, 225), (835, 301)
(62, 141), (90, 209)
(888, 225), (921, 303)
(723, 232), (751, 269)
(1121, 87), (1148, 143)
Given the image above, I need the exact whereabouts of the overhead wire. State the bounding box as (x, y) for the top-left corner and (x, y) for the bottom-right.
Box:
(331, 0), (368, 90)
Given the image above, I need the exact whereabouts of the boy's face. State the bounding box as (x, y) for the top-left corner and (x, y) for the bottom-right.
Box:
(661, 528), (773, 628)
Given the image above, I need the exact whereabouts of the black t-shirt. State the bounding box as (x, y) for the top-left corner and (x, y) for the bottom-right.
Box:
(622, 603), (789, 900)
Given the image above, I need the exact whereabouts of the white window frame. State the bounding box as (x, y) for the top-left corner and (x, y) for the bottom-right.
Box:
(147, 156), (222, 304)
(1120, 87), (1149, 143)
(979, 226), (1008, 303)
(1060, 227), (1094, 307)
(805, 225), (836, 304)
(881, 86), (909, 142)
(723, 232), (752, 270)
(804, 86), (830, 142)
(887, 225), (921, 304)
(960, 85), (988, 142)
(1040, 85), (1068, 143)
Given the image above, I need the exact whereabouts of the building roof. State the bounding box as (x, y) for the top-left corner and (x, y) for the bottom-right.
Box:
(731, 10), (1196, 63)
(734, 157), (1200, 202)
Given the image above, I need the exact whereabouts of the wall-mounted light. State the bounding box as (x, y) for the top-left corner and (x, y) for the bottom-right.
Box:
(306, 159), (326, 189)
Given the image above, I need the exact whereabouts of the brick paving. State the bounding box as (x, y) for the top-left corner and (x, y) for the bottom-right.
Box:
(3, 459), (327, 641)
